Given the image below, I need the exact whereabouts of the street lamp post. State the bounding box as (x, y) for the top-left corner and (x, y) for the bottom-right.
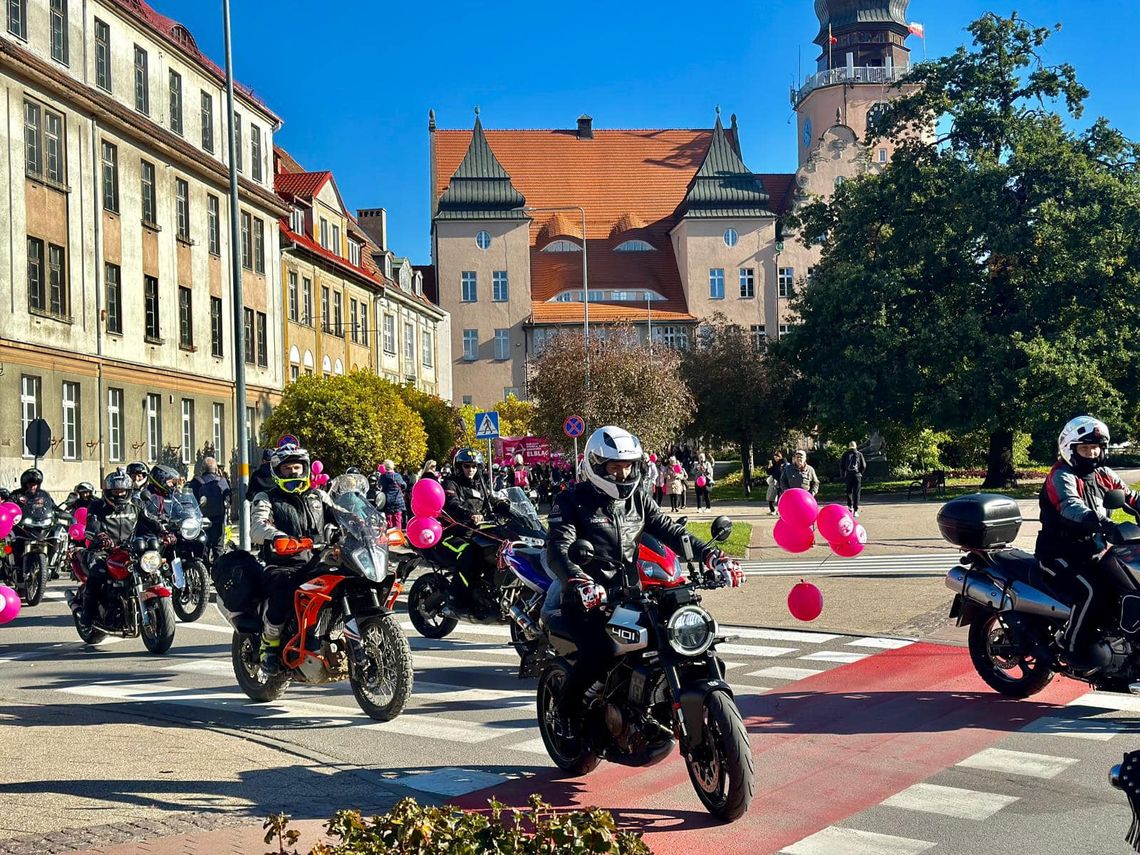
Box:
(524, 205), (588, 384)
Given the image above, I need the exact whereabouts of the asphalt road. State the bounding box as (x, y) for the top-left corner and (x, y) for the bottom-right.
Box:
(0, 583), (1136, 855)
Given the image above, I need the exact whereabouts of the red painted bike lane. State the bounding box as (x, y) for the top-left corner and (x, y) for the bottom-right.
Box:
(453, 642), (1089, 854)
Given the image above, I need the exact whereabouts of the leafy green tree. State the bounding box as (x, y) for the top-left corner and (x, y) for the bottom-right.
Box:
(785, 13), (1140, 486)
(398, 384), (459, 463)
(260, 371), (427, 474)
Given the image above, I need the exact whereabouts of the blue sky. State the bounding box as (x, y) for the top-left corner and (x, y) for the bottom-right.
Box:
(163, 1), (1139, 263)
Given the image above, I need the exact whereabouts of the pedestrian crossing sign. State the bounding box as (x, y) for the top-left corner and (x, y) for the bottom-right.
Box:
(474, 411), (500, 440)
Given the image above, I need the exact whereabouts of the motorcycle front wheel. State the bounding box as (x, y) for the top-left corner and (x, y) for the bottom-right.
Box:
(407, 572), (459, 639)
(349, 613), (414, 721)
(685, 690), (754, 822)
(536, 659), (600, 776)
(22, 554), (48, 606)
(968, 612), (1054, 698)
(140, 597), (176, 654)
(172, 559), (210, 623)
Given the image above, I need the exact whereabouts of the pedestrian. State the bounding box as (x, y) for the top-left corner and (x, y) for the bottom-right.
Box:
(644, 453), (659, 501)
(248, 449), (275, 499)
(780, 450), (820, 496)
(377, 460), (407, 529)
(419, 459), (440, 482)
(666, 457), (685, 513)
(693, 451), (715, 513)
(765, 452), (785, 515)
(189, 457), (231, 555)
(840, 441), (867, 516)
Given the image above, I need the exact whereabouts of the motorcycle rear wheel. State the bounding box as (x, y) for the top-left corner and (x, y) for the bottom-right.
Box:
(141, 597), (176, 654)
(232, 632), (289, 702)
(172, 559), (210, 623)
(23, 554), (48, 606)
(349, 613), (414, 721)
(968, 613), (1054, 698)
(407, 572), (459, 639)
(72, 608), (107, 645)
(536, 659), (600, 776)
(685, 690), (754, 822)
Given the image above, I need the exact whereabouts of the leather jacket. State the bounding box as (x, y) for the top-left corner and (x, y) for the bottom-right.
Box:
(1037, 459), (1140, 566)
(86, 498), (146, 545)
(442, 474), (496, 525)
(547, 481), (716, 587)
(250, 487), (335, 567)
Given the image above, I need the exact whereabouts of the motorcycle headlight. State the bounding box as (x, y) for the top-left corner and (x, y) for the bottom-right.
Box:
(350, 546), (387, 581)
(140, 550), (163, 573)
(180, 518), (203, 539)
(666, 605), (716, 657)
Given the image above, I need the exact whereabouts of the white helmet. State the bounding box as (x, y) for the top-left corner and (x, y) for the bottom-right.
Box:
(584, 426), (644, 500)
(1058, 416), (1110, 466)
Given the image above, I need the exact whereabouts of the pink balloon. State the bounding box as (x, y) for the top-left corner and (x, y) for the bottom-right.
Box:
(73, 507), (89, 526)
(0, 585), (21, 624)
(68, 523), (86, 541)
(673, 464), (683, 474)
(831, 535), (865, 558)
(406, 515), (443, 549)
(0, 518), (14, 540)
(778, 488), (819, 528)
(311, 460), (324, 476)
(649, 454), (657, 463)
(773, 519), (815, 554)
(816, 504), (855, 543)
(313, 474), (330, 488)
(410, 478), (446, 517)
(696, 476), (707, 488)
(853, 524), (868, 544)
(788, 581), (823, 622)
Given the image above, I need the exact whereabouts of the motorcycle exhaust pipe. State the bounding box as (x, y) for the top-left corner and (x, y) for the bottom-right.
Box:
(509, 604), (541, 641)
(946, 565), (1071, 621)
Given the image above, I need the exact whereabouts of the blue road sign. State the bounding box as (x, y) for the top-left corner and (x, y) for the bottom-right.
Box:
(474, 411), (500, 440)
(563, 415), (586, 438)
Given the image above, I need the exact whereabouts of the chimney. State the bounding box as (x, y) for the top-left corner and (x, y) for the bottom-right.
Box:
(356, 208), (388, 252)
(576, 114), (593, 140)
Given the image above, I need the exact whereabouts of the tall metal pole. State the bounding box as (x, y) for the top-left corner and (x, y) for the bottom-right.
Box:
(222, 0), (250, 550)
(646, 291), (652, 347)
(580, 206), (589, 387)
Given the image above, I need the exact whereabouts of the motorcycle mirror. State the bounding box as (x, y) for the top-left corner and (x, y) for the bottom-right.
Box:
(711, 515), (734, 542)
(130, 536), (148, 553)
(1105, 490), (1127, 510)
(569, 539), (595, 565)
(373, 491), (386, 512)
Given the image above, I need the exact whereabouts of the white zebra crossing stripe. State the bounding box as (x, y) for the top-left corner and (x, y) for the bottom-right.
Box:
(798, 651), (871, 664)
(1066, 691), (1140, 713)
(881, 783), (1019, 819)
(719, 626), (840, 644)
(715, 643), (798, 658)
(1021, 714), (1133, 741)
(748, 666), (824, 681)
(956, 748), (1078, 779)
(780, 826), (936, 855)
(846, 637), (914, 649)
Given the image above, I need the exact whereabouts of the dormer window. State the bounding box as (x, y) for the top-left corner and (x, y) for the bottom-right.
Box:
(551, 289), (666, 303)
(348, 240), (361, 267)
(541, 239), (582, 253)
(289, 207), (304, 233)
(614, 240), (655, 252)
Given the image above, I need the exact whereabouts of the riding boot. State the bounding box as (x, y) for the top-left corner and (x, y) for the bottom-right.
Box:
(260, 622), (284, 676)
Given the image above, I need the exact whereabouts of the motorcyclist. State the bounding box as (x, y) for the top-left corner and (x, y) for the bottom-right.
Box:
(126, 462), (149, 496)
(1037, 416), (1140, 667)
(63, 482), (98, 513)
(544, 426), (744, 729)
(249, 444), (337, 675)
(77, 470), (145, 625)
(9, 468), (56, 566)
(437, 448), (509, 611)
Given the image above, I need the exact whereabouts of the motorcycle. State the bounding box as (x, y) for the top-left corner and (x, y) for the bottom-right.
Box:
(3, 501), (63, 606)
(942, 490), (1140, 697)
(145, 490), (211, 622)
(220, 494), (414, 721)
(70, 535), (177, 653)
(534, 515), (755, 822)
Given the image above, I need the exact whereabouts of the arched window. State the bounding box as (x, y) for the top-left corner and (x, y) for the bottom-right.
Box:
(541, 239), (582, 253)
(550, 289), (667, 303)
(322, 355), (332, 376)
(334, 359), (344, 375)
(303, 350), (315, 376)
(289, 345), (300, 364)
(614, 240), (655, 252)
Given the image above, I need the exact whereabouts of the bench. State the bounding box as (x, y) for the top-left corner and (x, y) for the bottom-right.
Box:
(907, 470), (947, 500)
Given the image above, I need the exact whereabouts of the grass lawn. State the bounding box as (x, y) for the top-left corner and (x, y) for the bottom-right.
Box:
(686, 520), (752, 558)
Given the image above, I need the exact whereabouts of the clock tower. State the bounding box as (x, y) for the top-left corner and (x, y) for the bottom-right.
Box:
(793, 0), (915, 167)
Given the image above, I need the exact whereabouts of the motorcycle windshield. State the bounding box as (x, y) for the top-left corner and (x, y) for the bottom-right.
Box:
(505, 486), (546, 537)
(23, 503), (55, 527)
(331, 495), (389, 583)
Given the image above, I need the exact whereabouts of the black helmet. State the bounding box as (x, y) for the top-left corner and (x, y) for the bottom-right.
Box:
(75, 481), (95, 496)
(126, 461), (149, 481)
(453, 448), (484, 483)
(147, 464), (183, 498)
(103, 470), (132, 508)
(345, 466), (362, 475)
(20, 468), (43, 490)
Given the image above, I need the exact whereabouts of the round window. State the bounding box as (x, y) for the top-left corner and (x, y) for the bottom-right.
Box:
(475, 230), (492, 250)
(723, 228), (738, 248)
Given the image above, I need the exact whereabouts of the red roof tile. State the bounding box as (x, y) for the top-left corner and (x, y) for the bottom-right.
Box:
(275, 170), (332, 201)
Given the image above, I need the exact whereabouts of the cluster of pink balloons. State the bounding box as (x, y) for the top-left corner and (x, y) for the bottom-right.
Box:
(772, 489), (868, 558)
(0, 502), (23, 539)
(405, 479), (446, 549)
(68, 507), (89, 542)
(310, 460), (330, 489)
(0, 585), (21, 624)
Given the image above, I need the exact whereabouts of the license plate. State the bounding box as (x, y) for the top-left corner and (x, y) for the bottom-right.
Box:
(171, 558), (186, 589)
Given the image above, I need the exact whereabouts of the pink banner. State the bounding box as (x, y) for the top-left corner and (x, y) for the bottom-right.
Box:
(494, 436), (553, 465)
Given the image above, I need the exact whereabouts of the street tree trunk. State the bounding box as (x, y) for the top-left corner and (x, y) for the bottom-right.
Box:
(741, 438), (754, 497)
(982, 428), (1017, 488)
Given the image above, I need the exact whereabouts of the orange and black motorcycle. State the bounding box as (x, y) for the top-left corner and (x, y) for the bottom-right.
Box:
(217, 495), (413, 721)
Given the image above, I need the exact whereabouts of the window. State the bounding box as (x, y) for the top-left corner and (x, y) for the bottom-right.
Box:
(234, 113), (242, 171)
(253, 218), (265, 273)
(492, 271), (509, 302)
(403, 322), (415, 364)
(332, 224), (341, 256)
(779, 324), (791, 337)
(494, 328), (510, 361)
(169, 70), (183, 135)
(256, 312), (268, 367)
(44, 109), (64, 183)
(175, 178), (190, 240)
(302, 277), (313, 325)
(207, 195), (220, 255)
(461, 271), (477, 302)
(180, 399), (195, 465)
(178, 286), (193, 348)
(28, 237), (69, 319)
(101, 141), (119, 212)
(245, 407), (255, 456)
(320, 286), (331, 333)
(319, 218), (329, 248)
(422, 330), (433, 367)
(133, 45), (149, 114)
(250, 125), (262, 182)
(723, 228), (738, 248)
(348, 241), (361, 267)
(25, 101), (66, 184)
(541, 239), (582, 253)
(61, 382), (80, 460)
(332, 292), (343, 337)
(463, 329), (478, 361)
(289, 207), (304, 233)
(141, 160), (156, 225)
(778, 267), (794, 298)
(50, 0), (67, 64)
(379, 313), (394, 353)
(201, 91), (214, 152)
(709, 268), (725, 300)
(23, 101), (41, 177)
(243, 308), (254, 364)
(288, 272), (299, 322)
(107, 388), (124, 462)
(94, 19), (111, 91)
(878, 148), (887, 163)
(476, 230), (492, 250)
(144, 276), (160, 340)
(290, 364), (300, 382)
(105, 263), (122, 334)
(146, 394), (161, 462)
(739, 267), (755, 299)
(462, 395), (473, 406)
(7, 0), (26, 39)
(26, 236), (43, 313)
(48, 244), (67, 318)
(750, 324), (767, 349)
(20, 375), (40, 457)
(240, 211), (251, 268)
(212, 404), (224, 460)
(349, 300), (358, 343)
(614, 240), (655, 252)
(210, 296), (223, 357)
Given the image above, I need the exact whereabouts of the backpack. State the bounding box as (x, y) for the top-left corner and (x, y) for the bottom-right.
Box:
(846, 452), (862, 474)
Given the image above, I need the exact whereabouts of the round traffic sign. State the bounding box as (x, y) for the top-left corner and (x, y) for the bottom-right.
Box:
(278, 434), (299, 448)
(563, 415), (585, 438)
(25, 418), (51, 458)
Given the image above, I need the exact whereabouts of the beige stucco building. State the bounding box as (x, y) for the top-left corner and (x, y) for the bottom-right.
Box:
(428, 0), (918, 409)
(0, 0), (287, 489)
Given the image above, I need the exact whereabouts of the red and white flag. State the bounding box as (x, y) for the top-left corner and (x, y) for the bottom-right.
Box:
(908, 21), (925, 38)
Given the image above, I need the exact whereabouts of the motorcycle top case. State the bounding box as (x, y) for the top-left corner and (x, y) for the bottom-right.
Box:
(937, 493), (1022, 550)
(209, 550), (264, 612)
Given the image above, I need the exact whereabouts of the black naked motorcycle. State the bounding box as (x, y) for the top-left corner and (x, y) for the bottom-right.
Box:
(148, 491), (211, 622)
(942, 490), (1140, 697)
(2, 501), (63, 606)
(534, 516), (755, 823)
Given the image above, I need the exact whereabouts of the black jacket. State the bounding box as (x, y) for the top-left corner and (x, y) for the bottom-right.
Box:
(250, 487), (335, 567)
(1037, 459), (1140, 567)
(547, 481), (716, 587)
(248, 463), (275, 500)
(840, 450), (867, 478)
(442, 474), (494, 525)
(190, 472), (231, 519)
(86, 499), (144, 545)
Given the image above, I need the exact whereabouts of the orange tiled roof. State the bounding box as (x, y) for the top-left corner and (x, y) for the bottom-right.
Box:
(530, 303), (695, 325)
(275, 170), (332, 201)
